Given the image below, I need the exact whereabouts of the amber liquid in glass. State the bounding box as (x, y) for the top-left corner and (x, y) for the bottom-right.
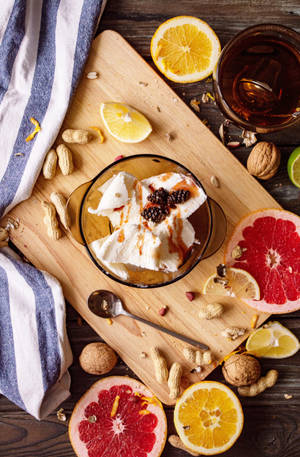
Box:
(219, 36), (300, 127)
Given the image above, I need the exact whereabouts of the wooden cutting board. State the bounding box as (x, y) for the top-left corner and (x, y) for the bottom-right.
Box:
(5, 31), (278, 404)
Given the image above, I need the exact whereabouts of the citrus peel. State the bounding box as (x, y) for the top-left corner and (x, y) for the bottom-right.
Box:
(26, 117), (41, 142)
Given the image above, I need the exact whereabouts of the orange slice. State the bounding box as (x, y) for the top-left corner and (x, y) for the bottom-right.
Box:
(151, 16), (221, 83)
(174, 381), (244, 455)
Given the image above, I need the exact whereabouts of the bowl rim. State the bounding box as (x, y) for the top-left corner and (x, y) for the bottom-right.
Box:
(79, 153), (213, 288)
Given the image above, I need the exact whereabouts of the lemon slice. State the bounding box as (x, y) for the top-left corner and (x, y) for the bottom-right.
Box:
(100, 102), (152, 143)
(246, 321), (300, 358)
(203, 267), (260, 300)
(174, 381), (244, 455)
(151, 16), (221, 83)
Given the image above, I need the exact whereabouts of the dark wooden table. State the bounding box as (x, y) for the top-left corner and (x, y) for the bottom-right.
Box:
(1, 1), (300, 456)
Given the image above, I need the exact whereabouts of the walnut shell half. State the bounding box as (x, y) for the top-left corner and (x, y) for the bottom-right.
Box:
(247, 141), (280, 180)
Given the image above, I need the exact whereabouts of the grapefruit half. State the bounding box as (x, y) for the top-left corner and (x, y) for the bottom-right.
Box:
(225, 208), (300, 313)
(69, 376), (167, 457)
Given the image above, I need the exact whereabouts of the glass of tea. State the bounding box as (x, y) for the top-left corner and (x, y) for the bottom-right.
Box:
(213, 24), (300, 133)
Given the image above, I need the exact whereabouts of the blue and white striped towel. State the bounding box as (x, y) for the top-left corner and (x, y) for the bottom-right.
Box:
(0, 0), (106, 419)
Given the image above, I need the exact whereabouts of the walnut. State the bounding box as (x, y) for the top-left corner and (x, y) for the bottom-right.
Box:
(222, 353), (261, 386)
(79, 342), (117, 375)
(247, 141), (280, 180)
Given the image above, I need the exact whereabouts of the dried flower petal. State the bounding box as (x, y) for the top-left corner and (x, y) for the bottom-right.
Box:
(57, 408), (67, 422)
(90, 126), (105, 143)
(250, 314), (259, 329)
(242, 130), (257, 147)
(26, 117), (41, 142)
(231, 245), (243, 259)
(217, 264), (227, 277)
(190, 98), (201, 113)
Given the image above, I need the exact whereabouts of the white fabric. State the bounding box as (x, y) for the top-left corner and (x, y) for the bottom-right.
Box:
(0, 0), (106, 419)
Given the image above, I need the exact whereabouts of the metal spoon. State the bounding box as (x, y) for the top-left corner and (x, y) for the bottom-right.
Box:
(88, 290), (209, 350)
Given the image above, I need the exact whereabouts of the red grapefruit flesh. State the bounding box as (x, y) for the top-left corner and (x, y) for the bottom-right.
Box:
(225, 209), (300, 313)
(69, 376), (167, 457)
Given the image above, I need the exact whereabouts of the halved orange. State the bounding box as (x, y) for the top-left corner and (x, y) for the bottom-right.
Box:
(174, 381), (244, 455)
(151, 16), (221, 83)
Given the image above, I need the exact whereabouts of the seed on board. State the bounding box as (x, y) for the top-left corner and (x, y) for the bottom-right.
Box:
(185, 291), (195, 301)
(210, 175), (220, 188)
(165, 132), (175, 142)
(159, 306), (168, 316)
(86, 71), (99, 79)
(139, 81), (149, 87)
(227, 141), (241, 149)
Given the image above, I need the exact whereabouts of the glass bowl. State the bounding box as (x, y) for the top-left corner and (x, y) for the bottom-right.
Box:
(67, 154), (226, 288)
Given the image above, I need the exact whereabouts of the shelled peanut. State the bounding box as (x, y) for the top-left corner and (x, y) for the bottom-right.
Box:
(183, 347), (212, 366)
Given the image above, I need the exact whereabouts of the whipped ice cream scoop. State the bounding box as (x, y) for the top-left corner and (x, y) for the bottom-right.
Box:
(88, 172), (137, 215)
(88, 171), (207, 279)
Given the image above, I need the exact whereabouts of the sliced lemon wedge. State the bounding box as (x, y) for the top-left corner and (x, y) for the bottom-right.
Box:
(246, 321), (300, 358)
(203, 267), (260, 300)
(100, 102), (152, 143)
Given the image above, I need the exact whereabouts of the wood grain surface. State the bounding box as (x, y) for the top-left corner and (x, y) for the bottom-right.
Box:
(1, 1), (300, 456)
(3, 29), (279, 403)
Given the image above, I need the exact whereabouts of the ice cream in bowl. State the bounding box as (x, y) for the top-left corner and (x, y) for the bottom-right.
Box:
(68, 154), (225, 287)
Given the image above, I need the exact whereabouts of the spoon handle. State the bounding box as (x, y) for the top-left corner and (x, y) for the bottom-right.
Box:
(123, 310), (209, 350)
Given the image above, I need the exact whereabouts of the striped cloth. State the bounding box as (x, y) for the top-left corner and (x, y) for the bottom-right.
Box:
(0, 0), (106, 419)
